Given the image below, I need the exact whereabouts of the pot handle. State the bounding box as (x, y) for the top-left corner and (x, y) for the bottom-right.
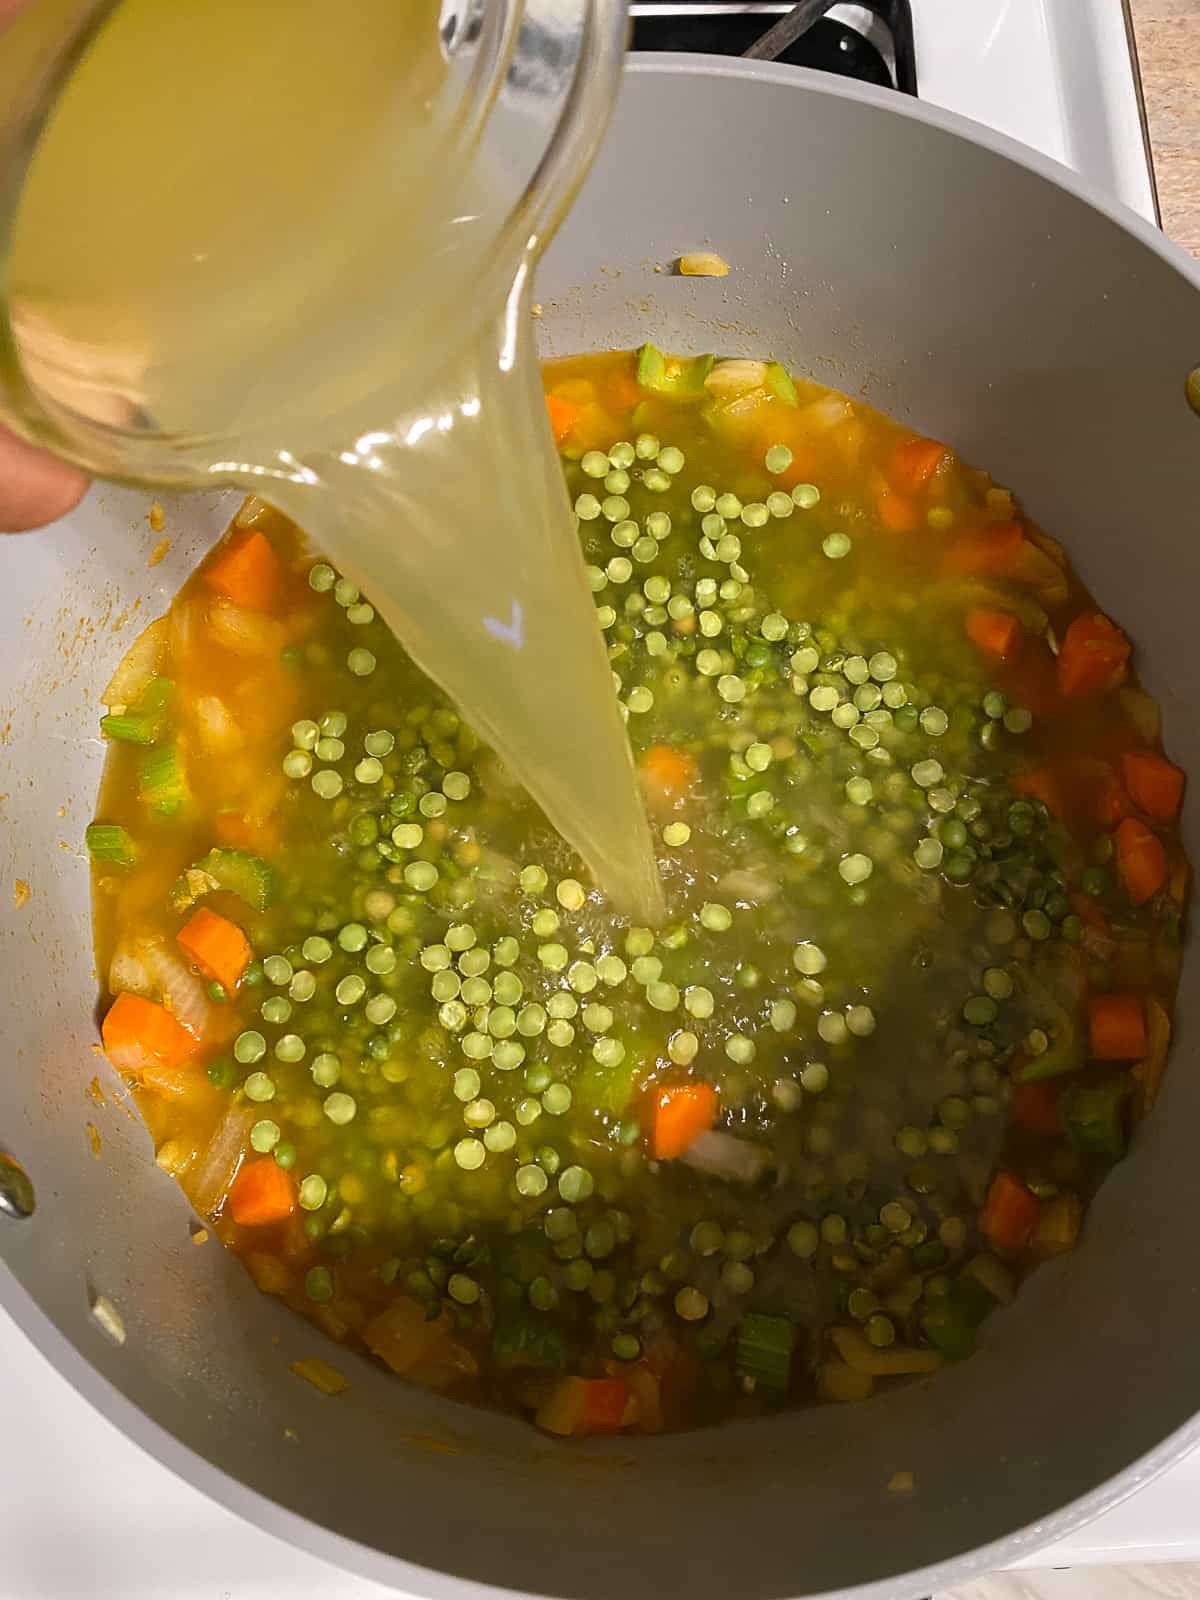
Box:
(742, 0), (840, 60)
(0, 1152), (35, 1219)
(741, 0), (919, 97)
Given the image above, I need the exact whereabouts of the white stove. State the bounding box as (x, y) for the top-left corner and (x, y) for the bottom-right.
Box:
(630, 0), (1158, 221)
(0, 4), (1180, 1595)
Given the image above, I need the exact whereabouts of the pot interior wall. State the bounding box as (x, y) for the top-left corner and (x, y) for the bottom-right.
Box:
(3, 58), (1200, 1600)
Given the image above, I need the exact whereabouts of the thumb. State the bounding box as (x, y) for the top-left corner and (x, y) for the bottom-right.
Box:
(0, 426), (89, 531)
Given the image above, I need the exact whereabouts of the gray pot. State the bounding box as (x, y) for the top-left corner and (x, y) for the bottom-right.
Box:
(3, 55), (1200, 1600)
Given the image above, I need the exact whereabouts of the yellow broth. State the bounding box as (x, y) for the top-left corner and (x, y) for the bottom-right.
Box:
(89, 348), (1188, 1433)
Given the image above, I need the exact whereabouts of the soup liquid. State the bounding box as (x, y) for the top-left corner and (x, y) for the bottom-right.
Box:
(89, 347), (1189, 1432)
(7, 0), (664, 921)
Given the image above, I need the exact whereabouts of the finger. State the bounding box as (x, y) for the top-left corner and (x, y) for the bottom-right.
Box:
(0, 427), (90, 531)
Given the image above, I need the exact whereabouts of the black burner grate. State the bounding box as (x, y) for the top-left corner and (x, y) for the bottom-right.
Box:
(629, 1), (917, 96)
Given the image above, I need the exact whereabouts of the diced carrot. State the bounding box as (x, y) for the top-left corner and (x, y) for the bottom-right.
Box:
(545, 392), (581, 445)
(213, 809), (281, 857)
(1057, 612), (1131, 698)
(638, 1329), (683, 1380)
(547, 377), (595, 406)
(536, 1375), (632, 1437)
(1114, 816), (1167, 905)
(639, 744), (699, 810)
(1010, 1080), (1064, 1137)
(943, 522), (1025, 576)
(363, 1297), (457, 1376)
(582, 1377), (632, 1432)
(965, 607), (1022, 662)
(1070, 890), (1110, 936)
(888, 436), (948, 493)
(101, 992), (201, 1076)
(1120, 750), (1185, 821)
(1010, 767), (1064, 817)
(1088, 993), (1148, 1061)
(1093, 768), (1131, 829)
(649, 1082), (718, 1160)
(226, 1158), (297, 1227)
(876, 489), (920, 533)
(203, 530), (282, 614)
(638, 1330), (701, 1427)
(980, 1170), (1040, 1258)
(572, 403), (619, 453)
(600, 363), (642, 414)
(176, 906), (251, 993)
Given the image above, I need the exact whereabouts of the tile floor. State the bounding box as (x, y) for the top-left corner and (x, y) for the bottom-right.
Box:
(938, 1567), (1200, 1599)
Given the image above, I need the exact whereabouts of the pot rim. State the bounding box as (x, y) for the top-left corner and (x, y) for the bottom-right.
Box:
(5, 51), (1200, 1600)
(630, 52), (1200, 299)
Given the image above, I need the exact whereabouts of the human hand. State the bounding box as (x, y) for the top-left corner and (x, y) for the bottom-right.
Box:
(0, 424), (90, 531)
(0, 1), (91, 530)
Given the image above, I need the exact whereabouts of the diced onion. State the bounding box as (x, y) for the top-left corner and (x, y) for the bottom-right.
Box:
(139, 937), (210, 1038)
(234, 495), (271, 528)
(678, 251), (730, 277)
(185, 1103), (256, 1217)
(291, 1358), (349, 1395)
(1119, 686), (1161, 744)
(796, 394), (852, 433)
(681, 1131), (769, 1183)
(715, 868), (778, 905)
(89, 1293), (126, 1345)
(831, 1325), (942, 1376)
(108, 940), (153, 998)
(192, 694), (241, 753)
(704, 360), (767, 397)
(208, 598), (285, 657)
(101, 617), (167, 709)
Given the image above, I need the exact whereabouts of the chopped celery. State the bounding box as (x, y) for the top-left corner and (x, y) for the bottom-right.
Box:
(492, 1317), (567, 1369)
(636, 343), (668, 389)
(952, 1273), (998, 1328)
(919, 1292), (978, 1361)
(1063, 1078), (1128, 1156)
(735, 1311), (796, 1390)
(100, 711), (155, 745)
(765, 361), (799, 406)
(137, 741), (188, 816)
(1013, 1012), (1083, 1081)
(961, 1252), (1015, 1305)
(85, 822), (137, 866)
(100, 677), (174, 745)
(574, 1058), (636, 1117)
(493, 1231), (549, 1286)
(636, 343), (714, 395)
(574, 1030), (642, 1117)
(724, 767), (762, 804)
(171, 846), (275, 913)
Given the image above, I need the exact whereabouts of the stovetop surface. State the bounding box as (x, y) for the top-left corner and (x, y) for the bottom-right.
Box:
(628, 1), (1155, 222)
(629, 2), (912, 92)
(5, 1315), (1200, 1599)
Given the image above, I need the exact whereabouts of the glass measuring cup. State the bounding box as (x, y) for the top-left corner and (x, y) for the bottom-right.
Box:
(0, 0), (664, 922)
(0, 0), (627, 485)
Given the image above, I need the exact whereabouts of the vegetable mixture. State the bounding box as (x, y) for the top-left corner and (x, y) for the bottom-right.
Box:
(89, 346), (1188, 1435)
